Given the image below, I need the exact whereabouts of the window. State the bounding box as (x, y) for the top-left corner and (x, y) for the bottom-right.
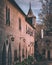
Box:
(6, 6), (10, 26)
(19, 18), (21, 30)
(14, 50), (17, 61)
(26, 25), (27, 33)
(8, 44), (12, 65)
(2, 43), (6, 65)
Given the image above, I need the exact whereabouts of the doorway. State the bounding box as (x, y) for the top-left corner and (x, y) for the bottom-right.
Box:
(2, 43), (6, 65)
(8, 44), (12, 65)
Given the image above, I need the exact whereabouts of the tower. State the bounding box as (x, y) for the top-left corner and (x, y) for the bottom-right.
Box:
(26, 2), (36, 28)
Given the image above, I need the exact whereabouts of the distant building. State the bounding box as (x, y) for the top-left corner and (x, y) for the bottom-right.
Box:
(43, 29), (52, 60)
(0, 0), (36, 65)
(36, 23), (52, 60)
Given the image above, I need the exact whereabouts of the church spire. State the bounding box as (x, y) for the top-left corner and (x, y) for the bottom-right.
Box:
(29, 2), (31, 10)
(27, 2), (34, 17)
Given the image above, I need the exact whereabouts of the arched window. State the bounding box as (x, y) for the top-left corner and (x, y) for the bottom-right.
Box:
(8, 44), (12, 65)
(2, 43), (6, 65)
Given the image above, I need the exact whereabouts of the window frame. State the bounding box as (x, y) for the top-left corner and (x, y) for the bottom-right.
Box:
(6, 6), (10, 26)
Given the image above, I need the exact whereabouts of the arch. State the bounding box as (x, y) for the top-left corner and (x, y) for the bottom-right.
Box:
(8, 43), (12, 65)
(2, 43), (6, 65)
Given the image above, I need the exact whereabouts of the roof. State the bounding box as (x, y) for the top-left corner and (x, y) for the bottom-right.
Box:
(27, 3), (36, 18)
(9, 0), (26, 17)
(8, 0), (35, 29)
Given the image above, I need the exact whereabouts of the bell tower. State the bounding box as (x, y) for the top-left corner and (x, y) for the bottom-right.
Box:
(26, 2), (36, 28)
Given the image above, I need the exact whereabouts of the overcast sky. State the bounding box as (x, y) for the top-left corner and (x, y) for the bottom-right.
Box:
(15, 0), (42, 23)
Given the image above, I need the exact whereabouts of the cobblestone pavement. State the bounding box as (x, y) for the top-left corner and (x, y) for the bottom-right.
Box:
(33, 61), (52, 65)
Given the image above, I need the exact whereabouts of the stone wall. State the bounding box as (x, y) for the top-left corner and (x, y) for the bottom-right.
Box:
(0, 0), (35, 65)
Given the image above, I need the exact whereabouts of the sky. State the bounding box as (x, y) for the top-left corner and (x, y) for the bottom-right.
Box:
(15, 0), (42, 23)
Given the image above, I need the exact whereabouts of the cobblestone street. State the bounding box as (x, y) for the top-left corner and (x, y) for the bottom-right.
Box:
(34, 61), (52, 65)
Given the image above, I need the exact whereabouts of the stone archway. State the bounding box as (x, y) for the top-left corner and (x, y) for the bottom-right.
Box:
(8, 43), (12, 65)
(2, 43), (6, 65)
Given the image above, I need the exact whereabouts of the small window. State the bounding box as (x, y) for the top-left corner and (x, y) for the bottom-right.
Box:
(19, 18), (21, 30)
(6, 6), (10, 26)
(26, 25), (27, 33)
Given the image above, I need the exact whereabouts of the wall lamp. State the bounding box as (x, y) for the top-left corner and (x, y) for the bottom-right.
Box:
(7, 34), (14, 41)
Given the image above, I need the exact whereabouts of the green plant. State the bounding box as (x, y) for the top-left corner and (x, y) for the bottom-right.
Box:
(15, 56), (34, 65)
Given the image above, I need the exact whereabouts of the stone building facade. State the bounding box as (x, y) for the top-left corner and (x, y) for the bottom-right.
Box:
(43, 29), (52, 60)
(0, 0), (36, 65)
(36, 24), (52, 60)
